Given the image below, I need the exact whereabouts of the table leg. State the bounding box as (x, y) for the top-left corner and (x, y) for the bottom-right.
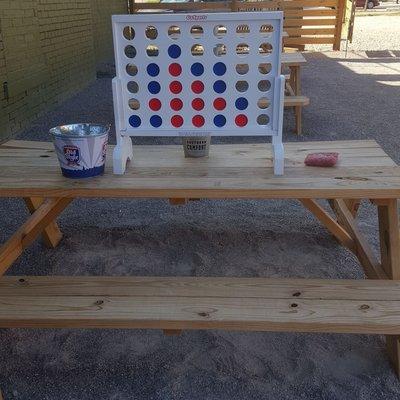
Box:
(24, 197), (63, 248)
(293, 65), (302, 135)
(0, 197), (72, 277)
(377, 199), (400, 377)
(344, 199), (361, 219)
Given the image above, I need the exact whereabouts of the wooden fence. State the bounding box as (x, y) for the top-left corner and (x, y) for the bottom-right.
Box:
(127, 0), (346, 50)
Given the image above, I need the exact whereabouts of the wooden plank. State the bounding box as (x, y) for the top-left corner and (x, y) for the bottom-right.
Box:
(1, 276), (400, 334)
(344, 199), (361, 218)
(330, 199), (388, 280)
(24, 197), (63, 248)
(281, 52), (307, 66)
(169, 198), (187, 205)
(300, 199), (355, 250)
(285, 28), (336, 36)
(284, 95), (310, 107)
(0, 141), (399, 200)
(377, 199), (400, 280)
(283, 0), (338, 8)
(285, 37), (336, 45)
(334, 0), (346, 50)
(163, 329), (182, 336)
(284, 18), (337, 27)
(284, 9), (338, 17)
(376, 199), (400, 378)
(5, 276), (400, 300)
(0, 198), (72, 277)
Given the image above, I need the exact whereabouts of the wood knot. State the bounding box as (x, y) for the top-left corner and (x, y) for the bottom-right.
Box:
(292, 292), (301, 297)
(290, 303), (298, 308)
(198, 312), (209, 318)
(360, 304), (370, 310)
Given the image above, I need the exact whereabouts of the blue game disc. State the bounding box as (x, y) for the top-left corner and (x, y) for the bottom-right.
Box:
(148, 81), (161, 94)
(150, 115), (162, 128)
(213, 62), (226, 76)
(213, 114), (226, 127)
(235, 97), (248, 110)
(147, 63), (160, 77)
(191, 62), (204, 76)
(213, 80), (226, 94)
(129, 115), (141, 128)
(168, 44), (181, 59)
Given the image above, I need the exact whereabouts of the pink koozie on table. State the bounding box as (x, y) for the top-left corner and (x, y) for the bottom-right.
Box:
(304, 152), (339, 167)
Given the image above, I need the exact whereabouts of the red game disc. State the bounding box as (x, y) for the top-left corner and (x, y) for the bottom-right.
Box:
(148, 98), (161, 111)
(213, 97), (226, 111)
(191, 80), (204, 94)
(171, 115), (184, 127)
(235, 114), (248, 127)
(170, 98), (183, 111)
(169, 81), (182, 94)
(192, 115), (205, 127)
(169, 63), (182, 77)
(191, 98), (204, 111)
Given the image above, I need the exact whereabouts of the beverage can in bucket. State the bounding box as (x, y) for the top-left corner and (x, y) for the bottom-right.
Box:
(50, 123), (109, 178)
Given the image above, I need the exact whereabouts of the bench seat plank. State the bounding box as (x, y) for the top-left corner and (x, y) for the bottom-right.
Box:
(1, 276), (400, 334)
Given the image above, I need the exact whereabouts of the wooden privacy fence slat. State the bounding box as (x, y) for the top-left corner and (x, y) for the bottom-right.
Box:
(130, 0), (346, 50)
(284, 18), (337, 27)
(285, 28), (337, 35)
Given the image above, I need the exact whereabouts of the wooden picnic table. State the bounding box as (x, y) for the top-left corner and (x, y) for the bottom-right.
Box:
(1, 139), (400, 379)
(281, 51), (308, 135)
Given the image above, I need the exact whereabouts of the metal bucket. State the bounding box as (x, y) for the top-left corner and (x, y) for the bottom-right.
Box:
(50, 123), (109, 178)
(182, 136), (211, 158)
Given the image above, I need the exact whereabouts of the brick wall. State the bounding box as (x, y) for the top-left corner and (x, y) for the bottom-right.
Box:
(0, 0), (126, 142)
(92, 0), (127, 66)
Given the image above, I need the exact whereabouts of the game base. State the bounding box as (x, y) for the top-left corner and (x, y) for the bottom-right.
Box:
(113, 135), (133, 174)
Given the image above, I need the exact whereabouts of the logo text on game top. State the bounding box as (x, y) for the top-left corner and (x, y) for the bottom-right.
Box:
(179, 130), (211, 137)
(185, 14), (207, 21)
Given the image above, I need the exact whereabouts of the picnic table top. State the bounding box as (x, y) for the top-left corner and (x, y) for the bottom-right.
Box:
(281, 51), (307, 66)
(0, 139), (399, 199)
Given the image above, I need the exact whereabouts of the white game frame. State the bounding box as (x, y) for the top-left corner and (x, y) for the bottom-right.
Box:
(111, 11), (285, 175)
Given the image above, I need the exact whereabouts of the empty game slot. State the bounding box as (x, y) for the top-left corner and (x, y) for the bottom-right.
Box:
(236, 24), (250, 37)
(236, 64), (249, 75)
(213, 25), (227, 38)
(191, 44), (204, 56)
(236, 43), (249, 56)
(123, 26), (135, 40)
(259, 43), (273, 55)
(126, 64), (138, 76)
(168, 25), (181, 39)
(145, 25), (158, 40)
(213, 44), (226, 57)
(124, 45), (136, 58)
(146, 45), (159, 57)
(191, 25), (204, 39)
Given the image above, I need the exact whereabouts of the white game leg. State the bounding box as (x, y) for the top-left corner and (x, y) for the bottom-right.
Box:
(272, 138), (284, 175)
(113, 135), (133, 174)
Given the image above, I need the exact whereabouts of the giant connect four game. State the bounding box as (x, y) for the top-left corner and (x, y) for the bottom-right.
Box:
(111, 11), (285, 174)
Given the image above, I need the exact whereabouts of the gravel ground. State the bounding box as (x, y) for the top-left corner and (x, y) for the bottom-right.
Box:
(308, 15), (400, 52)
(1, 16), (400, 400)
(347, 15), (400, 51)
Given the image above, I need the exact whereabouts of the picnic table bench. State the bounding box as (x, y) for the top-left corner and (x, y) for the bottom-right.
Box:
(1, 139), (400, 379)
